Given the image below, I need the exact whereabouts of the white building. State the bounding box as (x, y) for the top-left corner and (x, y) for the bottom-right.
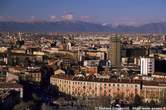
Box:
(67, 42), (72, 51)
(162, 35), (166, 41)
(140, 57), (155, 75)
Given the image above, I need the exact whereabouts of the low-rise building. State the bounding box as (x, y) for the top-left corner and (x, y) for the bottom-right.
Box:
(51, 74), (166, 103)
(0, 83), (23, 98)
(140, 57), (155, 76)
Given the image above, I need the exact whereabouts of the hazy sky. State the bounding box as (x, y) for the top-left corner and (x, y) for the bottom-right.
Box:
(1, 0), (166, 25)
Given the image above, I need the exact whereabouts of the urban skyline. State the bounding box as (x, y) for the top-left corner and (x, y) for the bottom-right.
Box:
(0, 1), (166, 110)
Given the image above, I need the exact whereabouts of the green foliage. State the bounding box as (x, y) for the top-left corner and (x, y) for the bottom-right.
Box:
(13, 101), (35, 110)
(32, 93), (40, 101)
(133, 94), (143, 107)
(148, 100), (158, 107)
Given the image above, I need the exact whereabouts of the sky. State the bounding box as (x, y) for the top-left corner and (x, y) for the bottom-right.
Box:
(0, 0), (166, 25)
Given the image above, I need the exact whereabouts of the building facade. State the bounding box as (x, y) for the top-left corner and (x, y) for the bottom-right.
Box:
(140, 57), (155, 75)
(51, 75), (140, 100)
(51, 74), (166, 103)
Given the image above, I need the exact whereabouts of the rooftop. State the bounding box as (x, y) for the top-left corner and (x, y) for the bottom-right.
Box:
(0, 83), (23, 89)
(51, 74), (166, 86)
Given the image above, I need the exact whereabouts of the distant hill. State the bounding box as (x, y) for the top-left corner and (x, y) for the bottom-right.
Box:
(0, 21), (166, 33)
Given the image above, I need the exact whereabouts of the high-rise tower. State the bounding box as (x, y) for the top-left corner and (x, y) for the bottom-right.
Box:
(109, 35), (121, 67)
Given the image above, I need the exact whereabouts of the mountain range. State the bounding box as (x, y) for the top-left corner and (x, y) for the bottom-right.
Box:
(0, 21), (166, 33)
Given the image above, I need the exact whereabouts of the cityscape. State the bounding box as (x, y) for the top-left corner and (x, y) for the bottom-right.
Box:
(0, 0), (166, 110)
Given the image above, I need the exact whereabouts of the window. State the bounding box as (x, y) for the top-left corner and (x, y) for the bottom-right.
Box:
(104, 90), (107, 96)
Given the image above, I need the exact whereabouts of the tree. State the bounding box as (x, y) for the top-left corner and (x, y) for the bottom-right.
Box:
(159, 89), (166, 106)
(24, 57), (31, 67)
(13, 101), (36, 110)
(40, 66), (54, 88)
(32, 93), (40, 101)
(133, 94), (143, 107)
(149, 100), (157, 107)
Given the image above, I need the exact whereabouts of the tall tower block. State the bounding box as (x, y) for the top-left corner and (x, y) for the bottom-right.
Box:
(110, 35), (121, 67)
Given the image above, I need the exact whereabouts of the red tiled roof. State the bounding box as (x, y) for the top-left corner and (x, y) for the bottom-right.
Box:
(52, 74), (166, 86)
(0, 83), (23, 88)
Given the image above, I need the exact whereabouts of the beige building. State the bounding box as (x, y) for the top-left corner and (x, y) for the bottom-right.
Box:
(51, 74), (166, 103)
(141, 84), (166, 102)
(51, 74), (140, 100)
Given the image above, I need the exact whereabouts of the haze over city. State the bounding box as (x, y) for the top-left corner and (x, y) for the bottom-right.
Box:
(1, 0), (166, 25)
